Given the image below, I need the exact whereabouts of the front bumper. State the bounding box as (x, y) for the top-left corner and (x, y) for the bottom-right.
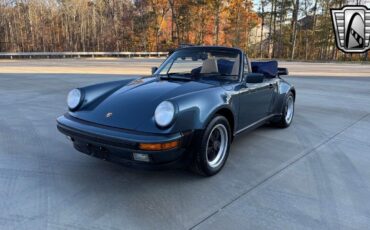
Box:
(57, 114), (195, 169)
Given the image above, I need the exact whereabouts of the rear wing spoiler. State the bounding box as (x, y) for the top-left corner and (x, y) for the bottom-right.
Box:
(251, 61), (289, 77)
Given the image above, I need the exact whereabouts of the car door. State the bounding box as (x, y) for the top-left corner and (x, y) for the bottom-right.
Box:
(237, 58), (275, 130)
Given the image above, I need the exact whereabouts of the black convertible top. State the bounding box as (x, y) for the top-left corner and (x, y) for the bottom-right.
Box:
(169, 45), (243, 56)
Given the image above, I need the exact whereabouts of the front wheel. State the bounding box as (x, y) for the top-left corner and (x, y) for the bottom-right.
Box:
(191, 116), (231, 176)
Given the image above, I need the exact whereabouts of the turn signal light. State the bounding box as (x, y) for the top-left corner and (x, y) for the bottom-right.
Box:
(139, 140), (179, 151)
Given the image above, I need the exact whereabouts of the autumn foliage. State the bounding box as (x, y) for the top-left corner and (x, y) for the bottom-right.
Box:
(0, 0), (258, 53)
(0, 0), (369, 61)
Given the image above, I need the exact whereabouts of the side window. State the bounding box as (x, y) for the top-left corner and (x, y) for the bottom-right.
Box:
(244, 57), (249, 74)
(243, 57), (249, 82)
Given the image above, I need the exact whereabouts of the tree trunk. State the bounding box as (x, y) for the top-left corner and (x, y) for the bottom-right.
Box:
(260, 0), (265, 58)
(364, 51), (368, 61)
(272, 0), (277, 58)
(268, 0), (275, 58)
(290, 0), (299, 60)
(213, 0), (221, 45)
(311, 0), (318, 59)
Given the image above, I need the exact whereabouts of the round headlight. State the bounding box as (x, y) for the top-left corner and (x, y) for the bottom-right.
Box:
(67, 88), (82, 110)
(155, 101), (175, 127)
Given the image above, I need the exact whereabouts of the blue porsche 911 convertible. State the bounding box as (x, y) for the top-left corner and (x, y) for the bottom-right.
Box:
(57, 46), (295, 176)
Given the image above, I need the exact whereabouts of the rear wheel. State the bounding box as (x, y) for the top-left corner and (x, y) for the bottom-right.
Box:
(271, 92), (295, 128)
(191, 116), (231, 176)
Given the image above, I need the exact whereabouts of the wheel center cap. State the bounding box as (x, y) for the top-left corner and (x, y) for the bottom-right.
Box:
(213, 141), (220, 150)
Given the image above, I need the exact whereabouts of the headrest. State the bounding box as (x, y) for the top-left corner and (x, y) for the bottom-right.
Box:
(201, 58), (219, 74)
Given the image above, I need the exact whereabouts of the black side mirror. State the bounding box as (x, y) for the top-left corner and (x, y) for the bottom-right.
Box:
(151, 67), (158, 74)
(278, 67), (288, 76)
(245, 73), (264, 84)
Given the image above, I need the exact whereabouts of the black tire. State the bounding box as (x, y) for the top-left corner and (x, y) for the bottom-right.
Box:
(191, 116), (231, 176)
(271, 92), (295, 128)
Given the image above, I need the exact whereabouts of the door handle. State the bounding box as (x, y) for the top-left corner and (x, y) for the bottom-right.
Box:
(268, 83), (274, 89)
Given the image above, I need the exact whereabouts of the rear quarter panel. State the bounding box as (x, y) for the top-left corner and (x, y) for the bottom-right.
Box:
(271, 78), (295, 115)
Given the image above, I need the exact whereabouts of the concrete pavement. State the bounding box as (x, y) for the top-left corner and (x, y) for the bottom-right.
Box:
(0, 60), (369, 230)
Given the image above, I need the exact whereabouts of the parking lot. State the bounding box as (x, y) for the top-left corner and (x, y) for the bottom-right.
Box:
(0, 59), (369, 229)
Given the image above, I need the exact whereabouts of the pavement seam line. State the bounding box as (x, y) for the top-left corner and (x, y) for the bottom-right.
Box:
(189, 112), (370, 230)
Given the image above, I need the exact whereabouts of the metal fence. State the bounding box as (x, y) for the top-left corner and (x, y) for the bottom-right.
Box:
(0, 52), (168, 59)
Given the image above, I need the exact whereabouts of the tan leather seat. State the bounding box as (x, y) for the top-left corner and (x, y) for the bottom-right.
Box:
(231, 57), (240, 75)
(201, 58), (219, 74)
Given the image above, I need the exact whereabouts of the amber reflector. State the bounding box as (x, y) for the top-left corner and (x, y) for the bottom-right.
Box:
(139, 140), (179, 151)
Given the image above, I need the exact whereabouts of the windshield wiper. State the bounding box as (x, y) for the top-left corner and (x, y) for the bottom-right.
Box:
(201, 73), (238, 77)
(159, 73), (193, 81)
(200, 73), (239, 80)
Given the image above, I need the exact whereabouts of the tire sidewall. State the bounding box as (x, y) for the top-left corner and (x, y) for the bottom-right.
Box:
(282, 92), (294, 127)
(196, 116), (231, 176)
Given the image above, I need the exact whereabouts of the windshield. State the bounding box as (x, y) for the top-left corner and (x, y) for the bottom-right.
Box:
(156, 48), (241, 82)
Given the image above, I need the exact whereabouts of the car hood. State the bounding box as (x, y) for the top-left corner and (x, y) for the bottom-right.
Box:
(71, 78), (216, 130)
